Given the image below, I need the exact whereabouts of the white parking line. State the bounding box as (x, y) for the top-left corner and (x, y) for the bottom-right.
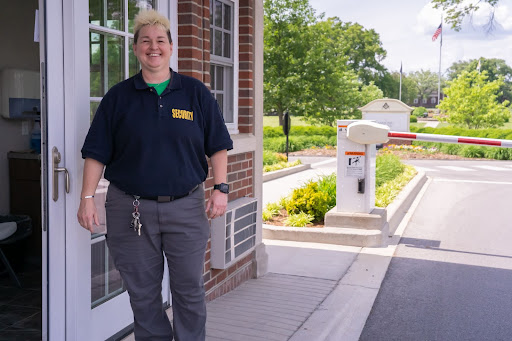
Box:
(434, 178), (512, 185)
(413, 166), (439, 173)
(437, 166), (476, 172)
(473, 165), (512, 171)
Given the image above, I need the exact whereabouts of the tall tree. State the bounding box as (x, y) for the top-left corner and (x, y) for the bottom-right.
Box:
(409, 70), (442, 101)
(439, 70), (510, 129)
(431, 0), (500, 31)
(264, 0), (317, 124)
(447, 58), (512, 103)
(379, 71), (419, 104)
(300, 18), (383, 126)
(336, 21), (387, 85)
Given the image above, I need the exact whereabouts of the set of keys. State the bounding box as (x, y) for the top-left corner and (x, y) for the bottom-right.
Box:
(130, 196), (143, 236)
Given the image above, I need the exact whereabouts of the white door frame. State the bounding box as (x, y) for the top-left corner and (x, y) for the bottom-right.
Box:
(40, 0), (66, 340)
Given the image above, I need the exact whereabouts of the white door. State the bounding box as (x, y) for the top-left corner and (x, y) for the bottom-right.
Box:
(41, 0), (174, 340)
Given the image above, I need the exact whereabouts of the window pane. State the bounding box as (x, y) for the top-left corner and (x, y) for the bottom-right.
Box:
(90, 101), (101, 123)
(90, 31), (124, 97)
(217, 94), (223, 115)
(224, 32), (231, 58)
(89, 0), (124, 31)
(128, 0), (156, 33)
(129, 37), (140, 77)
(210, 64), (215, 90)
(214, 0), (222, 27)
(90, 32), (103, 97)
(223, 3), (231, 30)
(214, 30), (222, 56)
(224, 66), (234, 123)
(216, 65), (224, 91)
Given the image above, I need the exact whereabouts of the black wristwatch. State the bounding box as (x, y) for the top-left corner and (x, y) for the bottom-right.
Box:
(213, 183), (229, 194)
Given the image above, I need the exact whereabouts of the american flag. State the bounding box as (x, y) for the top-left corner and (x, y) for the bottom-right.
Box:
(432, 23), (442, 42)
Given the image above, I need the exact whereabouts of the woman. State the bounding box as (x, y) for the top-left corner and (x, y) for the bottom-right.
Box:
(77, 9), (232, 341)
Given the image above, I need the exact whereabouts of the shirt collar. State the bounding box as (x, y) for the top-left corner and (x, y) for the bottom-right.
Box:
(134, 68), (182, 91)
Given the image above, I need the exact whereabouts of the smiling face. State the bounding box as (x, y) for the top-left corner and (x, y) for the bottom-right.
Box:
(133, 24), (173, 75)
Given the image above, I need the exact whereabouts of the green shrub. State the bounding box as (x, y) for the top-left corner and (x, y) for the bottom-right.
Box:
(285, 181), (330, 222)
(413, 106), (427, 117)
(263, 136), (335, 152)
(375, 154), (405, 187)
(284, 212), (314, 227)
(263, 150), (282, 166)
(484, 147), (511, 160)
(317, 173), (336, 210)
(460, 145), (485, 158)
(263, 160), (301, 172)
(440, 143), (461, 155)
(376, 165), (417, 207)
(410, 116), (418, 123)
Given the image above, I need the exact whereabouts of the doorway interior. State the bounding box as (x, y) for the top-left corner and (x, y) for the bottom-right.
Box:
(0, 1), (43, 340)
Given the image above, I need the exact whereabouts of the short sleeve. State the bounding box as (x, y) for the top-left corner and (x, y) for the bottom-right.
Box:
(81, 100), (113, 165)
(202, 87), (233, 157)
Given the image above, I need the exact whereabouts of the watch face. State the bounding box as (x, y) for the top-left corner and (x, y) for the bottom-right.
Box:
(215, 183), (229, 193)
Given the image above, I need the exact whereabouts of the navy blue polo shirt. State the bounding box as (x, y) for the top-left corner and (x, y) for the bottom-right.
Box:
(81, 69), (233, 196)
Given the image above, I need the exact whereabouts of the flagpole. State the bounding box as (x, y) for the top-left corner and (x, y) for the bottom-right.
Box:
(399, 62), (402, 101)
(438, 17), (443, 106)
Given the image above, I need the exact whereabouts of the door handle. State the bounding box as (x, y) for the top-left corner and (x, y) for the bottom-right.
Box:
(52, 147), (70, 201)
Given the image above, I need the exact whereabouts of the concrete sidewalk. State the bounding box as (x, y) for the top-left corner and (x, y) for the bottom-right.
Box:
(123, 159), (427, 341)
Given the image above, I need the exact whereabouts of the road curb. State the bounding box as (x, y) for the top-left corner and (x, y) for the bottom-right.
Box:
(262, 163), (311, 182)
(263, 170), (427, 246)
(289, 175), (433, 341)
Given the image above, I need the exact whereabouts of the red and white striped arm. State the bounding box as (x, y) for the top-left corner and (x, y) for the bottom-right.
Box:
(388, 132), (512, 148)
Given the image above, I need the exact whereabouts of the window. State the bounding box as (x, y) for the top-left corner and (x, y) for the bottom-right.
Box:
(431, 97), (436, 104)
(422, 98), (427, 104)
(88, 0), (156, 309)
(413, 98), (419, 104)
(210, 0), (238, 132)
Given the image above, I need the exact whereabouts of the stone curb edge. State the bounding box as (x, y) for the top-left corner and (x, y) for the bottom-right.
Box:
(262, 163), (311, 182)
(263, 170), (427, 244)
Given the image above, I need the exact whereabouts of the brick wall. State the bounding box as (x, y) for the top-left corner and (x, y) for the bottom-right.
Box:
(238, 0), (255, 134)
(178, 0), (257, 302)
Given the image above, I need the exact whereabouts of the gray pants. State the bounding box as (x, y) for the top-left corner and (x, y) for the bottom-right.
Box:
(105, 184), (210, 341)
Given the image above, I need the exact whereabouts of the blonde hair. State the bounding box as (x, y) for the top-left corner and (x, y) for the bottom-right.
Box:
(133, 10), (172, 43)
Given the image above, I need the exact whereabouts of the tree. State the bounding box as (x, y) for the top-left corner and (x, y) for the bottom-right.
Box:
(439, 70), (510, 129)
(431, 0), (500, 31)
(409, 70), (442, 101)
(378, 71), (419, 104)
(299, 18), (383, 126)
(335, 21), (387, 85)
(447, 58), (512, 103)
(264, 0), (317, 124)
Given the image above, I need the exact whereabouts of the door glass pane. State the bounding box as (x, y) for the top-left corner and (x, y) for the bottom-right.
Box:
(90, 101), (101, 123)
(89, 0), (124, 31)
(223, 3), (231, 30)
(89, 31), (124, 97)
(129, 37), (140, 77)
(128, 0), (156, 33)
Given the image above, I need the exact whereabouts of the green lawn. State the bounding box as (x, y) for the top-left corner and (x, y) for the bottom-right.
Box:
(263, 115), (311, 127)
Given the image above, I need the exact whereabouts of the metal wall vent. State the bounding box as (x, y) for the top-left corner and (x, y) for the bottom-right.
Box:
(210, 197), (258, 269)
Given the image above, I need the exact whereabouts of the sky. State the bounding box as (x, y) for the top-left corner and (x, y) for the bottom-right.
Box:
(308, 0), (512, 75)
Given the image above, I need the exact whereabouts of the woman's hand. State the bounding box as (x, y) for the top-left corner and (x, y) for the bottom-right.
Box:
(77, 198), (99, 232)
(206, 190), (228, 219)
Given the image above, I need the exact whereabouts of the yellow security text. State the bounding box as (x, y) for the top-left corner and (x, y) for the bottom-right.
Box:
(172, 108), (194, 121)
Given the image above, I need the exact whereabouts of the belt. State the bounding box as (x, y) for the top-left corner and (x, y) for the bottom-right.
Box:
(138, 185), (199, 203)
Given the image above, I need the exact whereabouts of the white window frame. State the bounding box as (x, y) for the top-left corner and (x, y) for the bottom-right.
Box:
(422, 98), (427, 104)
(413, 98), (418, 104)
(210, 0), (239, 134)
(431, 97), (436, 104)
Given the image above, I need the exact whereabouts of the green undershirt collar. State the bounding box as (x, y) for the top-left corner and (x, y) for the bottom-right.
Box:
(147, 79), (171, 95)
